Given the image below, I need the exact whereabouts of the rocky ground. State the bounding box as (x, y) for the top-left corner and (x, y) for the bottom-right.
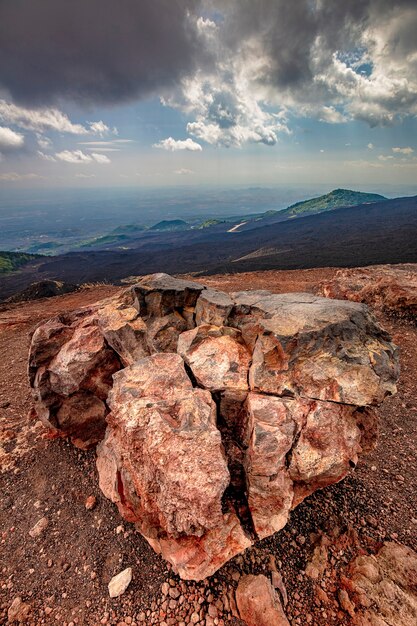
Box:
(1, 268), (416, 626)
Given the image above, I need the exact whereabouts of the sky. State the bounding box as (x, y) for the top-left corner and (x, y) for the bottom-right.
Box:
(0, 0), (417, 190)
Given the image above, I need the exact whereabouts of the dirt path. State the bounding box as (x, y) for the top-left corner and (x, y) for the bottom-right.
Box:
(0, 272), (416, 625)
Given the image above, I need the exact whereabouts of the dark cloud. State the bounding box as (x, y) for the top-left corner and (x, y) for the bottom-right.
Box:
(0, 0), (204, 106)
(0, 0), (416, 132)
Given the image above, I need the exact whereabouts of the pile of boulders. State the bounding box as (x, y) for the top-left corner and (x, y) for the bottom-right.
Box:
(29, 274), (399, 580)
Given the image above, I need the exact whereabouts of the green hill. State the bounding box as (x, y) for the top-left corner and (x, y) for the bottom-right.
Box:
(111, 224), (146, 235)
(280, 188), (387, 219)
(150, 219), (189, 232)
(0, 251), (38, 274)
(79, 234), (130, 248)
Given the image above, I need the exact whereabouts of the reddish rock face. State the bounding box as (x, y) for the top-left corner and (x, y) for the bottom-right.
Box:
(319, 264), (417, 318)
(96, 353), (252, 579)
(29, 274), (399, 580)
(195, 288), (234, 327)
(178, 325), (251, 393)
(239, 292), (399, 406)
(30, 310), (121, 448)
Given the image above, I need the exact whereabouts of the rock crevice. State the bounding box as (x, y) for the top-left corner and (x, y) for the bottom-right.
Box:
(29, 273), (399, 580)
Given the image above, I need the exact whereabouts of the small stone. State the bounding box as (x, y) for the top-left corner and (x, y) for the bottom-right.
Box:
(108, 567), (133, 598)
(8, 597), (31, 622)
(169, 587), (180, 599)
(338, 589), (355, 617)
(366, 515), (378, 528)
(190, 612), (200, 624)
(85, 496), (97, 510)
(29, 517), (48, 538)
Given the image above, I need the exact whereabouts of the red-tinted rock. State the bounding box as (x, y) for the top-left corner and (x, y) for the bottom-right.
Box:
(346, 542), (417, 626)
(236, 574), (290, 626)
(131, 273), (204, 317)
(145, 311), (188, 353)
(195, 288), (234, 327)
(29, 275), (399, 580)
(178, 324), (251, 393)
(97, 296), (149, 366)
(30, 311), (121, 448)
(95, 353), (252, 579)
(319, 264), (417, 318)
(288, 401), (370, 506)
(244, 394), (300, 539)
(244, 293), (398, 406)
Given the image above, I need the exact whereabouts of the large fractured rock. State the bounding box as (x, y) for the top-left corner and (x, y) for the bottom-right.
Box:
(97, 295), (149, 366)
(195, 288), (234, 326)
(30, 309), (121, 448)
(319, 264), (417, 318)
(130, 272), (204, 317)
(230, 291), (398, 405)
(244, 394), (375, 538)
(29, 274), (399, 580)
(178, 324), (251, 393)
(96, 353), (251, 579)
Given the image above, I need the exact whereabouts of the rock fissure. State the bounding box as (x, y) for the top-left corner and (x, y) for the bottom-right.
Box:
(29, 273), (399, 580)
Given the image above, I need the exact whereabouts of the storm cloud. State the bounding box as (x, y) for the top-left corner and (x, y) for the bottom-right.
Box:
(0, 0), (416, 146)
(0, 0), (203, 106)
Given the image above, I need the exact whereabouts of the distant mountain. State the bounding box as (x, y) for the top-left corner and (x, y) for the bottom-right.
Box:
(279, 188), (386, 219)
(79, 234), (130, 248)
(112, 224), (146, 235)
(1, 195), (416, 301)
(150, 219), (189, 232)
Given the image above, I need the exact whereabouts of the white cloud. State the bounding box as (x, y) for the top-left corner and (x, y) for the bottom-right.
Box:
(84, 147), (121, 152)
(0, 100), (88, 134)
(0, 99), (111, 136)
(88, 120), (112, 135)
(75, 173), (96, 178)
(367, 143), (374, 150)
(318, 106), (347, 124)
(153, 137), (202, 151)
(392, 146), (414, 155)
(56, 149), (92, 164)
(344, 159), (383, 169)
(36, 134), (52, 150)
(162, 5), (417, 144)
(0, 172), (42, 181)
(55, 149), (111, 164)
(0, 126), (24, 149)
(378, 154), (394, 161)
(174, 168), (194, 175)
(90, 152), (111, 164)
(37, 150), (56, 162)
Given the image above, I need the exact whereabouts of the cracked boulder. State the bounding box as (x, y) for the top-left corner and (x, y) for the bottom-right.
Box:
(30, 307), (121, 448)
(318, 264), (417, 318)
(178, 324), (251, 393)
(229, 292), (398, 405)
(29, 274), (399, 580)
(96, 353), (251, 579)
